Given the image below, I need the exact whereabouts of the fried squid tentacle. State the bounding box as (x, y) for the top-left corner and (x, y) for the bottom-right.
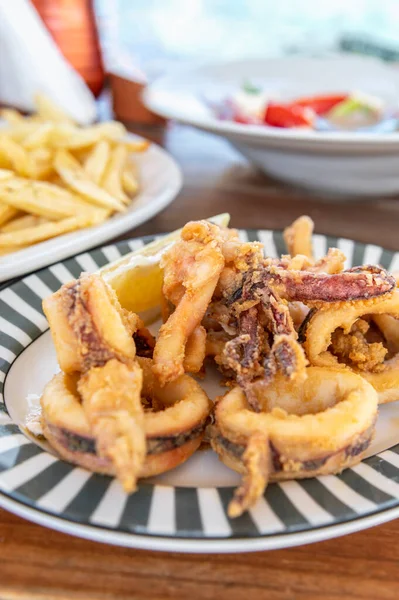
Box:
(219, 258), (393, 402)
(267, 264), (395, 303)
(270, 250), (345, 332)
(261, 289), (307, 384)
(153, 220), (263, 385)
(240, 307), (263, 371)
(217, 242), (391, 403)
(228, 431), (271, 518)
(78, 359), (145, 493)
(223, 282), (307, 409)
(283, 215), (346, 274)
(266, 334), (308, 381)
(310, 247), (346, 275)
(235, 264), (395, 305)
(222, 307), (265, 407)
(153, 226), (225, 385)
(264, 248), (346, 275)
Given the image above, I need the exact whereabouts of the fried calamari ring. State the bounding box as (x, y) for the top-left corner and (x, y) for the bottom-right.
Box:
(303, 289), (399, 403)
(43, 273), (138, 373)
(211, 367), (378, 517)
(41, 357), (211, 479)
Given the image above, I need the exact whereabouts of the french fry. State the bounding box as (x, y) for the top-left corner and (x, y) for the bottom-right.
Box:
(122, 138), (150, 153)
(34, 181), (111, 221)
(0, 246), (22, 256)
(69, 147), (91, 164)
(1, 214), (45, 233)
(52, 122), (126, 149)
(0, 169), (14, 181)
(83, 140), (110, 184)
(0, 122), (42, 142)
(0, 180), (68, 219)
(22, 122), (53, 150)
(34, 93), (74, 124)
(30, 148), (52, 162)
(47, 122), (77, 146)
(0, 154), (10, 169)
(122, 162), (139, 195)
(0, 178), (108, 220)
(0, 205), (20, 227)
(33, 183), (110, 221)
(101, 144), (129, 204)
(29, 147), (54, 180)
(47, 174), (66, 187)
(0, 213), (104, 247)
(0, 137), (34, 177)
(54, 149), (125, 211)
(0, 108), (24, 125)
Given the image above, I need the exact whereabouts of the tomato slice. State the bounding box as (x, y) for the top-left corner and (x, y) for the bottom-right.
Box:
(264, 103), (314, 128)
(294, 94), (348, 115)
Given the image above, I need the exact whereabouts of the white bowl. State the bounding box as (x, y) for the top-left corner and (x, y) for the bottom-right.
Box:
(143, 55), (399, 196)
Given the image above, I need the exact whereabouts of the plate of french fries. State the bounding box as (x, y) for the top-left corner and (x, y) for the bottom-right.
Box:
(0, 94), (182, 282)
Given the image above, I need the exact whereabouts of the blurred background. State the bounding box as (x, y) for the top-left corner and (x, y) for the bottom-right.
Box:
(4, 0), (399, 124)
(2, 0), (399, 202)
(96, 0), (399, 83)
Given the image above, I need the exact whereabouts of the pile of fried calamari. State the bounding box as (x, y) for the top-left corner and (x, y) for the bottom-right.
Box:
(41, 273), (211, 493)
(40, 216), (399, 517)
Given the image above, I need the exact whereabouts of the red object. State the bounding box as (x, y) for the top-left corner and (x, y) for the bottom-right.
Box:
(294, 94), (348, 115)
(31, 0), (105, 97)
(264, 103), (314, 128)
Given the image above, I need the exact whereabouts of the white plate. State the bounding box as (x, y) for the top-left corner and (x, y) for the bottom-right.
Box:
(1, 229), (399, 553)
(0, 136), (182, 282)
(143, 56), (399, 195)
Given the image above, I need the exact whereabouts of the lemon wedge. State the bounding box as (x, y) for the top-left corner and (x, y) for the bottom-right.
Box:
(99, 213), (230, 319)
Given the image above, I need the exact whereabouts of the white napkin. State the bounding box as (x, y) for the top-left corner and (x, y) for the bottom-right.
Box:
(0, 0), (97, 124)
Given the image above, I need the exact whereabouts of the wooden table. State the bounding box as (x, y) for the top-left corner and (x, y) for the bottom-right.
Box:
(2, 123), (399, 600)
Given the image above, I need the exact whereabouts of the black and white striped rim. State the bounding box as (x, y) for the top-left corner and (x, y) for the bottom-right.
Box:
(1, 229), (399, 553)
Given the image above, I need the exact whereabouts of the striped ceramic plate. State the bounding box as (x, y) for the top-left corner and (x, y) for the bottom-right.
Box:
(1, 229), (399, 553)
